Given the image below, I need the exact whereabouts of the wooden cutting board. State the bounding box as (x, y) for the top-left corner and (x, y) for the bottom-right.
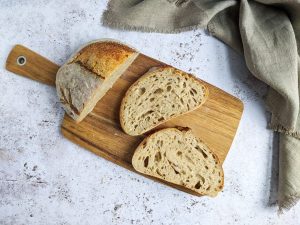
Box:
(6, 44), (243, 196)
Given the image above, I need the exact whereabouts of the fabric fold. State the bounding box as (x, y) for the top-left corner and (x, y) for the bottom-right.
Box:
(279, 134), (300, 211)
(102, 0), (300, 211)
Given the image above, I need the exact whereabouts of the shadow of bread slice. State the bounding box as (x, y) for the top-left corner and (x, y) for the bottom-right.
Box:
(120, 66), (208, 135)
(56, 39), (139, 122)
(132, 128), (224, 197)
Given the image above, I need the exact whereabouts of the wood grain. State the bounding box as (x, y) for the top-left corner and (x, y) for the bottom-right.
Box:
(6, 45), (59, 86)
(6, 45), (243, 196)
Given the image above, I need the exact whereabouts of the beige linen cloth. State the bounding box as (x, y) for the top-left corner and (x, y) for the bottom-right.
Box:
(102, 0), (300, 211)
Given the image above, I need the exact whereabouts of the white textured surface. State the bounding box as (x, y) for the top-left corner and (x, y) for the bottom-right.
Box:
(0, 1), (299, 224)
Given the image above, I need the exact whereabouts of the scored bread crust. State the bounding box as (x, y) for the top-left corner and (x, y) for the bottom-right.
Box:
(56, 39), (139, 122)
(132, 127), (224, 197)
(70, 39), (137, 79)
(120, 66), (209, 136)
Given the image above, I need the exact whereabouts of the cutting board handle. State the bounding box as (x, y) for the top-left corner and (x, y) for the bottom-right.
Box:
(5, 45), (59, 86)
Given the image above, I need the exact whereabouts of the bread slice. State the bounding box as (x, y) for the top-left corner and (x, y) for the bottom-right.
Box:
(132, 128), (223, 197)
(120, 66), (208, 135)
(56, 39), (139, 122)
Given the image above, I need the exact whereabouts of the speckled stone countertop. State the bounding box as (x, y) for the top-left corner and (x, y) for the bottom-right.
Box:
(0, 1), (299, 225)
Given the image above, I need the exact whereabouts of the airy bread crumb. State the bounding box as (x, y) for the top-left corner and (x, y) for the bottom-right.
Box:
(132, 127), (224, 197)
(120, 66), (208, 135)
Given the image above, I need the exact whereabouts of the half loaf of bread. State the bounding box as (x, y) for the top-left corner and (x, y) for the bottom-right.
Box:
(132, 127), (224, 197)
(120, 66), (208, 135)
(56, 39), (139, 122)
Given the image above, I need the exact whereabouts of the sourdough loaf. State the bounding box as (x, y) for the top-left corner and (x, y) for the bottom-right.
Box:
(56, 39), (139, 122)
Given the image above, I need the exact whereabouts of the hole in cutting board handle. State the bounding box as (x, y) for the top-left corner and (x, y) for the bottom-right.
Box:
(17, 55), (26, 66)
(6, 45), (59, 86)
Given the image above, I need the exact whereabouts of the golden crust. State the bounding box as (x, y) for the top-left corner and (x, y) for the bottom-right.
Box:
(71, 41), (137, 79)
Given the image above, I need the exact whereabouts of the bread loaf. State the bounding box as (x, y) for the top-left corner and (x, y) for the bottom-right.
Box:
(56, 39), (139, 122)
(132, 127), (224, 197)
(120, 66), (208, 135)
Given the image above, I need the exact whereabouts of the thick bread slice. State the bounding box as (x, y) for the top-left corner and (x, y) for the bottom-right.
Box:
(120, 66), (208, 135)
(56, 39), (139, 122)
(132, 128), (224, 197)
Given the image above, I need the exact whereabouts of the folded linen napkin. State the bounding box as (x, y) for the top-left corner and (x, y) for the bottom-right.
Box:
(102, 0), (300, 211)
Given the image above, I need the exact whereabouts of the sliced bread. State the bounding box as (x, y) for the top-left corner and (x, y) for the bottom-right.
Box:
(56, 39), (139, 122)
(120, 66), (208, 135)
(132, 127), (223, 197)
